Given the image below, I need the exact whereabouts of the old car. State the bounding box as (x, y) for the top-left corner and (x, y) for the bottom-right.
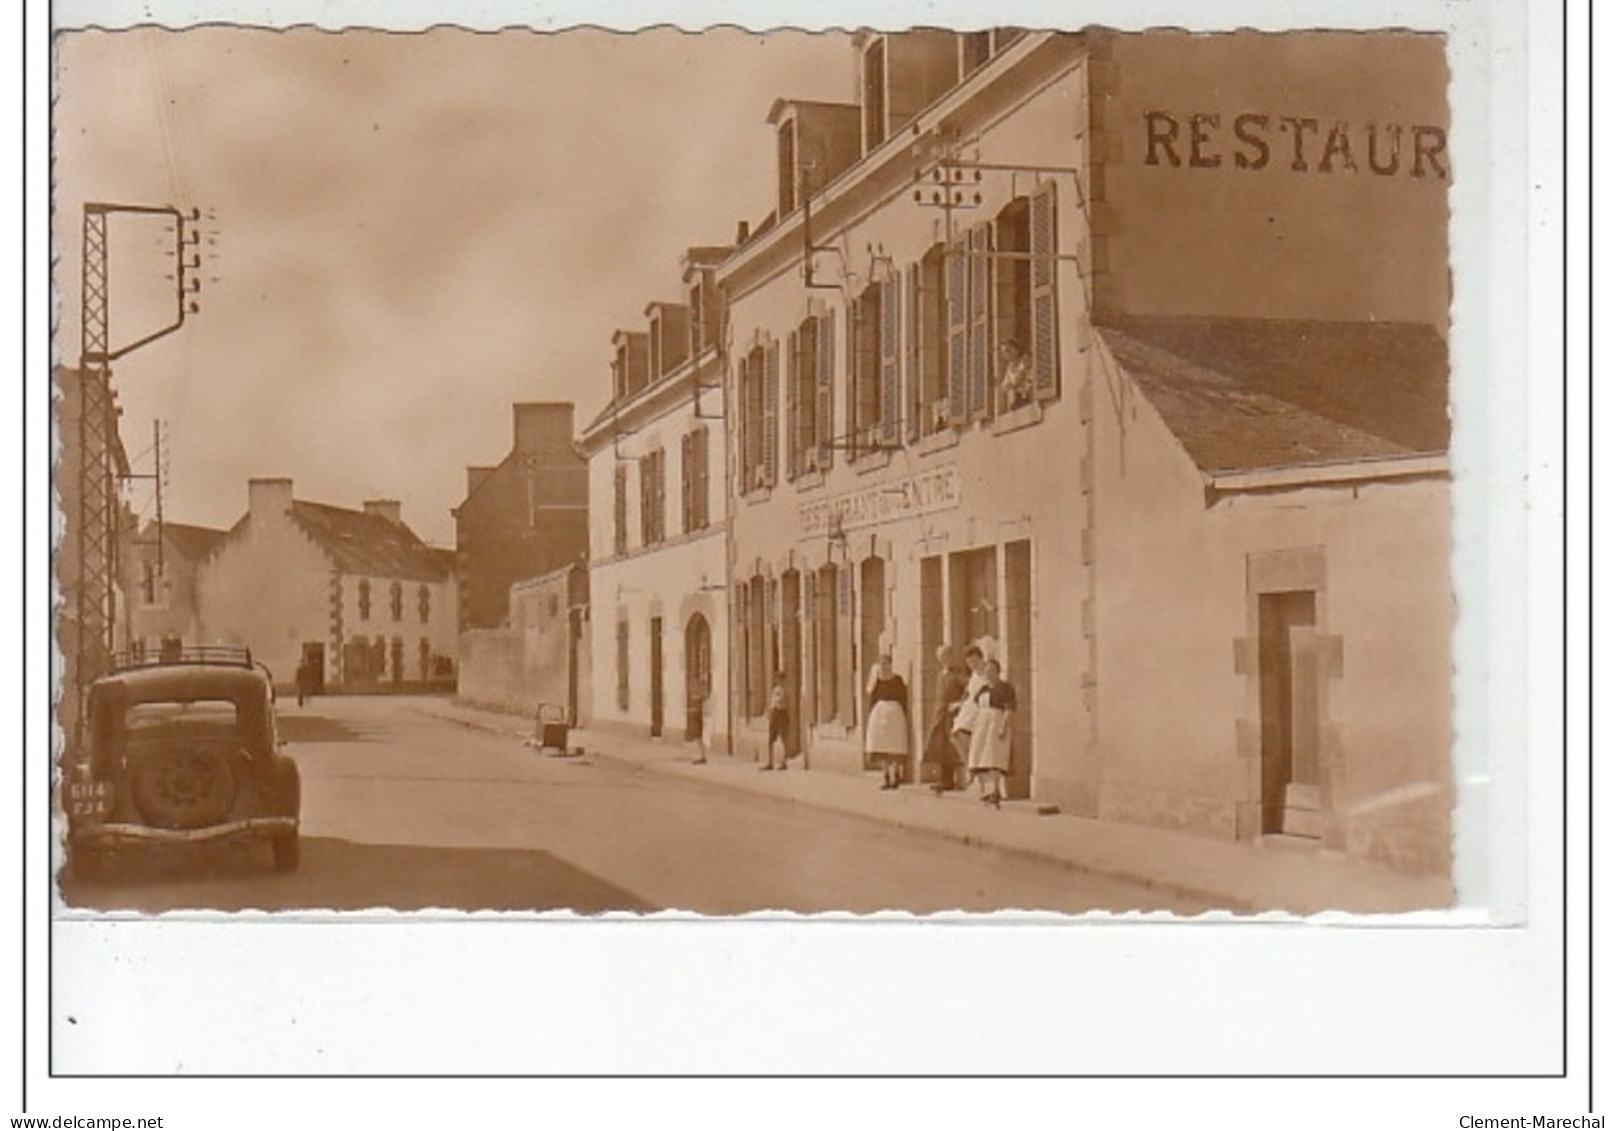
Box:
(63, 647), (301, 880)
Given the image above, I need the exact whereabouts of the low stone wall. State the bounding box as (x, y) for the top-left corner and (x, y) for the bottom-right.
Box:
(457, 627), (579, 720)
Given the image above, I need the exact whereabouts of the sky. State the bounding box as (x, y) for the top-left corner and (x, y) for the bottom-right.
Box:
(53, 23), (855, 545)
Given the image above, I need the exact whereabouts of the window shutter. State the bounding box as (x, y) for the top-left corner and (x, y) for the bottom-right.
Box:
(845, 299), (859, 458)
(652, 453), (661, 543)
(817, 310), (835, 468)
(837, 564), (855, 728)
(763, 339), (780, 487)
(1031, 181), (1059, 400)
(905, 261), (921, 442)
(639, 456), (652, 546)
(968, 222), (993, 419)
(880, 274), (900, 446)
(613, 464), (627, 555)
(784, 329), (799, 480)
(735, 360), (750, 493)
(946, 241), (968, 426)
(680, 432), (693, 534)
(694, 433), (705, 529)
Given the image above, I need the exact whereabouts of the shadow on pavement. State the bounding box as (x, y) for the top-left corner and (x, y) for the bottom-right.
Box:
(56, 836), (653, 915)
(275, 713), (373, 744)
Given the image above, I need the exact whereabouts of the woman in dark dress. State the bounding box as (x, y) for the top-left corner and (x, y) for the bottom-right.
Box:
(923, 645), (968, 794)
(865, 654), (911, 790)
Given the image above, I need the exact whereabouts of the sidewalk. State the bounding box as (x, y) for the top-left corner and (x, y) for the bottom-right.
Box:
(414, 698), (1456, 916)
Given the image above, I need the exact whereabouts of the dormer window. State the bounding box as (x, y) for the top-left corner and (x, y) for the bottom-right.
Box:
(613, 331), (650, 400)
(778, 117), (798, 216)
(862, 38), (888, 152)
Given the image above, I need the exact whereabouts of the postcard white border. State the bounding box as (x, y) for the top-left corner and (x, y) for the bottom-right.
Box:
(16, 0), (1589, 1123)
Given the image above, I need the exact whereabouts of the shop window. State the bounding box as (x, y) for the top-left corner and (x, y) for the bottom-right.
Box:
(950, 546), (999, 648)
(390, 581), (403, 622)
(613, 464), (628, 556)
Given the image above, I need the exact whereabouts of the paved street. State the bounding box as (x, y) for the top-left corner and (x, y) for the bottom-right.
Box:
(57, 694), (1210, 916)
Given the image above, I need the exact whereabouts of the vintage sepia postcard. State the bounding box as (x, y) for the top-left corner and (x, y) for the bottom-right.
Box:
(33, 0), (1568, 1100)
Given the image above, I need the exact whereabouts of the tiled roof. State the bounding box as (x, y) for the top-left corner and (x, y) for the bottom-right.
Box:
(1097, 315), (1449, 474)
(162, 521), (228, 563)
(289, 501), (451, 582)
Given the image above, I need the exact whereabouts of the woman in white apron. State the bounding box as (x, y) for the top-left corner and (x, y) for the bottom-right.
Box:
(865, 654), (911, 790)
(967, 659), (1016, 807)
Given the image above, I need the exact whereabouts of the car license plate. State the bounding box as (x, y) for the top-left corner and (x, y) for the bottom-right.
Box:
(68, 780), (112, 819)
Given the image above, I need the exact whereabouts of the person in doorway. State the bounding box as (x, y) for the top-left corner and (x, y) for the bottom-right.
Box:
(967, 659), (1017, 807)
(998, 339), (1034, 411)
(950, 645), (987, 772)
(295, 659), (314, 707)
(762, 672), (790, 770)
(924, 645), (969, 795)
(865, 654), (911, 790)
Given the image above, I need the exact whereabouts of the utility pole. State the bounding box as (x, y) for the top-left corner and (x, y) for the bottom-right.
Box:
(69, 202), (205, 748)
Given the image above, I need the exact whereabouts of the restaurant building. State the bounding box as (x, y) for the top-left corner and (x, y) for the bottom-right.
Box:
(716, 28), (1452, 876)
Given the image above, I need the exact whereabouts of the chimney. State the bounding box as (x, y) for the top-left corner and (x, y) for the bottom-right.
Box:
(248, 477), (293, 524)
(513, 402), (575, 455)
(363, 499), (403, 525)
(735, 219), (750, 244)
(466, 466), (496, 496)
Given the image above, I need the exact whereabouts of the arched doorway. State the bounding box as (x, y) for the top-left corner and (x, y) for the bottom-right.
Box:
(684, 612), (712, 741)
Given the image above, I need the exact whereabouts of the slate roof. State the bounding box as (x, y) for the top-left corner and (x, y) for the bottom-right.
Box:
(1096, 315), (1449, 475)
(288, 501), (451, 582)
(162, 521), (228, 564)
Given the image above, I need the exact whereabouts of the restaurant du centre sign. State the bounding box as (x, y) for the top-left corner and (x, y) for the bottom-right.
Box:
(797, 466), (961, 540)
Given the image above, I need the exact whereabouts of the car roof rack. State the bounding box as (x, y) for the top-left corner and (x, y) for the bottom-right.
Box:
(107, 646), (256, 674)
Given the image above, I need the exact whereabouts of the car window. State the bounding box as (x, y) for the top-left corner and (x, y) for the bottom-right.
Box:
(126, 699), (244, 735)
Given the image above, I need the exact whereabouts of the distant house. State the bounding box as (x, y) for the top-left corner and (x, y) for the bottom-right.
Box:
(453, 403), (589, 633)
(196, 478), (458, 692)
(124, 519), (228, 655)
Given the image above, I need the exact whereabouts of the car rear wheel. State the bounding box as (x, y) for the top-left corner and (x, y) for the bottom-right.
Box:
(130, 746), (238, 830)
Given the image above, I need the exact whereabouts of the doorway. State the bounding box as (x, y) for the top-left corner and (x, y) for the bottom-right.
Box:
(683, 613), (710, 741)
(300, 642), (326, 695)
(649, 616), (664, 738)
(781, 571), (803, 759)
(1258, 590), (1320, 835)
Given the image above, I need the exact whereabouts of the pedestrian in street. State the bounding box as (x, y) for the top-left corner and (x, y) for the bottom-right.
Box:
(924, 645), (968, 795)
(865, 654), (911, 790)
(763, 671), (790, 770)
(295, 659), (314, 707)
(950, 644), (987, 772)
(967, 659), (1016, 808)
